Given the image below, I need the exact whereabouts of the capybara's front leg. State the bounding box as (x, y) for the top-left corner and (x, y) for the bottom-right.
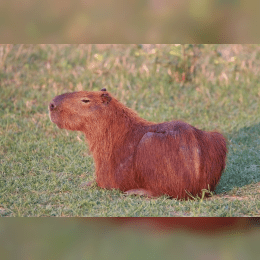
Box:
(80, 181), (94, 187)
(124, 188), (153, 197)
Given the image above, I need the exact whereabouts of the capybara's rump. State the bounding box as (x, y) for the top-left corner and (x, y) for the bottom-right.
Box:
(134, 121), (226, 198)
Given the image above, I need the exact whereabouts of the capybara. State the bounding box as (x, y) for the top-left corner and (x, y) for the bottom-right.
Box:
(49, 88), (227, 199)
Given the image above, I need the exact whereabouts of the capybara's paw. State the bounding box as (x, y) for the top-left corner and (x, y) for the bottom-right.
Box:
(80, 181), (94, 188)
(124, 189), (153, 197)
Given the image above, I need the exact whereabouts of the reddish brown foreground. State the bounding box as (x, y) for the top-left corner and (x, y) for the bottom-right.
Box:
(49, 89), (227, 199)
(81, 218), (259, 235)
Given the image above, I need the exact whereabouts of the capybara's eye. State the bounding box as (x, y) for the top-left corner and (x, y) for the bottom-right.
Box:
(81, 99), (90, 103)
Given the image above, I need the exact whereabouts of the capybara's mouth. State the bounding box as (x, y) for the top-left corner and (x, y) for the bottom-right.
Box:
(49, 111), (63, 129)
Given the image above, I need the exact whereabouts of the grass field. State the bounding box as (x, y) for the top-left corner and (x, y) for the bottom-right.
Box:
(0, 44), (260, 216)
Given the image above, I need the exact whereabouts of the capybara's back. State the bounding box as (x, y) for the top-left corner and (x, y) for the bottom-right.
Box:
(49, 89), (227, 199)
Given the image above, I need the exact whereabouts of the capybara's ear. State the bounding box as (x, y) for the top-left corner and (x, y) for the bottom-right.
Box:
(101, 93), (112, 104)
(101, 88), (107, 91)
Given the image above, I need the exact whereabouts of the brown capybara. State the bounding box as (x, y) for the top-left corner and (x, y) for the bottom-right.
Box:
(49, 88), (227, 199)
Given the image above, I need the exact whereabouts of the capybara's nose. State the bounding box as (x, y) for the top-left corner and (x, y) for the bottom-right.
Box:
(49, 102), (56, 111)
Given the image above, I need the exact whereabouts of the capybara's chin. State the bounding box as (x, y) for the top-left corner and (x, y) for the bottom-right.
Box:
(49, 111), (63, 129)
(52, 120), (63, 129)
(49, 88), (227, 200)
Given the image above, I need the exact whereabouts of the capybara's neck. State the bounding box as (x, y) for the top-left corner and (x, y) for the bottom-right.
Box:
(83, 98), (154, 154)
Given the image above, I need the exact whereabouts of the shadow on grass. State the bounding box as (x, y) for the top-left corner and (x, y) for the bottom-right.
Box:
(215, 122), (260, 194)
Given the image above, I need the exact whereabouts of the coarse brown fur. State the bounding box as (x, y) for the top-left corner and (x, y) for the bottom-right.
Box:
(49, 89), (227, 199)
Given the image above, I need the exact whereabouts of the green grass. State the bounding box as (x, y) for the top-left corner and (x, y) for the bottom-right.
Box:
(0, 44), (260, 216)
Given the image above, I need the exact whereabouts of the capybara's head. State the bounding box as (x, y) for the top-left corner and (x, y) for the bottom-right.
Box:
(49, 89), (112, 131)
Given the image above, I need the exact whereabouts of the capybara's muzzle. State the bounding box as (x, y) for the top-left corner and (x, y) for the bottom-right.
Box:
(49, 102), (56, 111)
